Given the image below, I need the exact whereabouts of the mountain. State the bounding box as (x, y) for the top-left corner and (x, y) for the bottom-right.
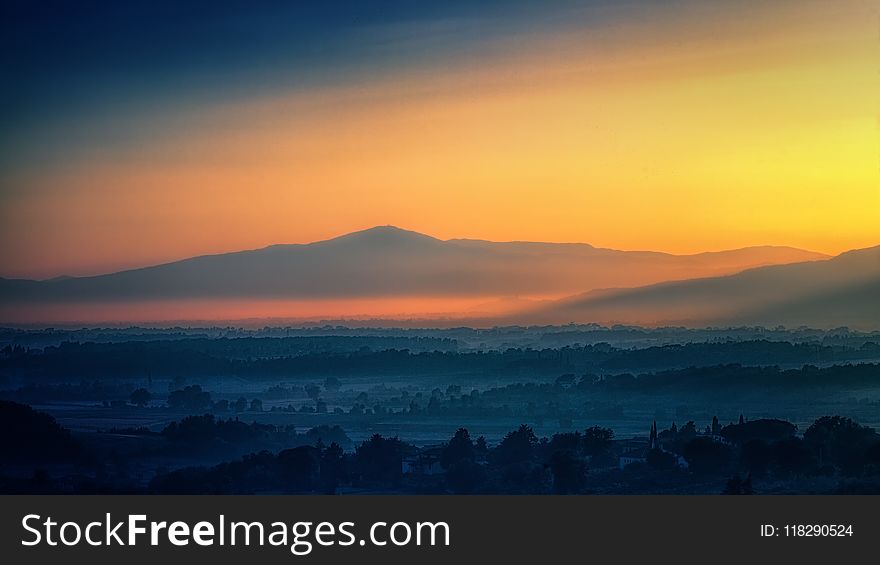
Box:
(0, 226), (827, 309)
(523, 245), (880, 329)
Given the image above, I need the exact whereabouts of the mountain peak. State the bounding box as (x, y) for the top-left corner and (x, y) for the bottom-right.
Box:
(325, 225), (441, 246)
(356, 225), (415, 236)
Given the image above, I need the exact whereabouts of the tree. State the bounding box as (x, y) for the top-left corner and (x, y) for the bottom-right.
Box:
(583, 426), (614, 456)
(277, 446), (321, 491)
(682, 437), (733, 474)
(549, 450), (586, 494)
(130, 388), (152, 407)
(475, 436), (489, 459)
(213, 399), (229, 412)
(679, 421), (697, 439)
(721, 419), (796, 445)
(233, 397), (248, 413)
(427, 396), (442, 414)
(646, 448), (677, 470)
(555, 374), (576, 388)
(723, 474), (754, 495)
(441, 428), (475, 469)
(445, 460), (485, 494)
(0, 401), (81, 463)
(167, 385), (212, 411)
(740, 439), (771, 476)
(305, 384), (322, 401)
(249, 398), (263, 412)
(804, 416), (878, 473)
(494, 424), (538, 465)
(355, 434), (407, 485)
(550, 432), (582, 454)
(323, 377), (341, 393)
(771, 438), (816, 476)
(320, 442), (346, 494)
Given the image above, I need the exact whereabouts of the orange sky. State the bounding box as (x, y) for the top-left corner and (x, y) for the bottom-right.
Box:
(1, 0), (878, 280)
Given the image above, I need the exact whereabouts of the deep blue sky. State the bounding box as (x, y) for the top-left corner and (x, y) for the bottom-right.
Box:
(3, 0), (762, 173)
(2, 1), (609, 151)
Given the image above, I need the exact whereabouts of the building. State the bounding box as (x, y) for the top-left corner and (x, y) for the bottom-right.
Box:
(618, 450), (648, 469)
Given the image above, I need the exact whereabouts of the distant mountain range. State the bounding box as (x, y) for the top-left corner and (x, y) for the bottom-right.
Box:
(0, 225), (826, 304)
(523, 245), (880, 329)
(2, 225), (876, 329)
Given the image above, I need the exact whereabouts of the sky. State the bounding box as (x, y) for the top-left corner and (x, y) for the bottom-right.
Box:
(1, 0), (878, 280)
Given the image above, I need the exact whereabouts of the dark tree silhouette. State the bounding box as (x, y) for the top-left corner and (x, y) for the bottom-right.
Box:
(646, 448), (677, 470)
(804, 416), (878, 473)
(355, 434), (408, 485)
(771, 438), (817, 476)
(549, 450), (586, 494)
(0, 401), (81, 463)
(550, 432), (582, 455)
(305, 384), (321, 401)
(320, 442), (346, 493)
(475, 436), (489, 459)
(494, 425), (538, 465)
(129, 388), (152, 407)
(582, 426), (614, 456)
(723, 474), (754, 495)
(722, 419), (796, 445)
(740, 439), (772, 475)
(683, 437), (732, 474)
(277, 446), (321, 491)
(323, 377), (341, 392)
(441, 428), (475, 469)
(233, 396), (248, 413)
(167, 385), (212, 411)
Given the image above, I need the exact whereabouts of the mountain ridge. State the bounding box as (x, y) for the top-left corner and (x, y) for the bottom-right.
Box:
(3, 225), (828, 283)
(522, 244), (880, 329)
(1, 225), (862, 327)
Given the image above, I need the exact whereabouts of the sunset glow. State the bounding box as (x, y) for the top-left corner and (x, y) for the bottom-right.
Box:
(1, 1), (877, 282)
(0, 0), (878, 327)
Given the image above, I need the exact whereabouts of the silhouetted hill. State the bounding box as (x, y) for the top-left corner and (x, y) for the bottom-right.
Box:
(0, 226), (826, 305)
(0, 401), (81, 463)
(526, 245), (880, 329)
